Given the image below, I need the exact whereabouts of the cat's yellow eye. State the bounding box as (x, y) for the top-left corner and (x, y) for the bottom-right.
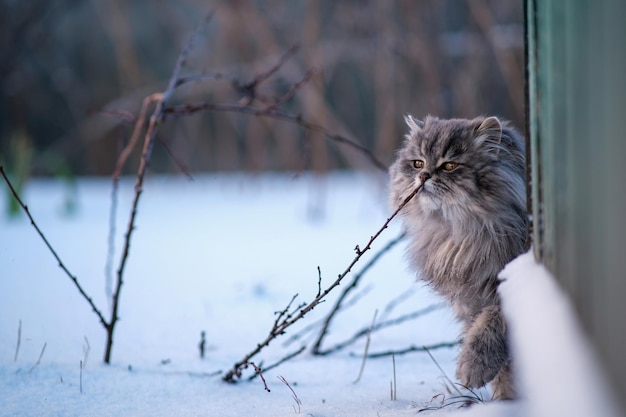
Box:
(441, 162), (459, 172)
(412, 160), (424, 169)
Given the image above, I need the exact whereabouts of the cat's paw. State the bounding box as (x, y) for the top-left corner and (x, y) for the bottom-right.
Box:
(455, 346), (500, 388)
(456, 305), (509, 388)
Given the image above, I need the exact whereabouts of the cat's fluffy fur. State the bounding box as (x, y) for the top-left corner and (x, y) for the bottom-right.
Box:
(389, 115), (527, 399)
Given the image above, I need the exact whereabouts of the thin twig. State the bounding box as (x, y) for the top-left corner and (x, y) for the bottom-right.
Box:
(252, 44), (300, 86)
(182, 45), (300, 106)
(229, 44), (302, 106)
(262, 68), (318, 112)
(175, 70), (239, 88)
(82, 336), (90, 369)
(312, 232), (406, 354)
(278, 375), (302, 413)
(223, 184), (422, 383)
(353, 309), (378, 384)
(249, 346), (307, 381)
(423, 346), (463, 397)
(156, 135), (194, 179)
(14, 319), (21, 362)
(363, 340), (460, 359)
(282, 317), (324, 348)
(100, 108), (136, 123)
(378, 287), (415, 322)
(105, 100), (191, 305)
(282, 284), (373, 348)
(28, 342), (47, 373)
(316, 266), (322, 298)
(0, 166), (109, 328)
(317, 303), (445, 356)
(391, 353), (397, 401)
(240, 362), (271, 392)
(169, 40), (385, 171)
(104, 12), (215, 364)
(111, 93), (163, 181)
(105, 178), (118, 314)
(273, 294), (300, 331)
(164, 103), (387, 172)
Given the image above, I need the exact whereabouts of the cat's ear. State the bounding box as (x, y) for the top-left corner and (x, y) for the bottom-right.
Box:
(474, 116), (502, 151)
(404, 115), (424, 133)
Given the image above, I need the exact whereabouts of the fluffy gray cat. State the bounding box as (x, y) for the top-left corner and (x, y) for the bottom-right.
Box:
(389, 115), (527, 399)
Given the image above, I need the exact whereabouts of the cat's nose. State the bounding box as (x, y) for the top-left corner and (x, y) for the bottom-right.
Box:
(419, 171), (432, 183)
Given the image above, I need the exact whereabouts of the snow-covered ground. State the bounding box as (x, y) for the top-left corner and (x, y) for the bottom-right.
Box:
(1, 173), (620, 416)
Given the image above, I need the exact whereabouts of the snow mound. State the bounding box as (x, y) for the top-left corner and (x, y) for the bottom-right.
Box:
(499, 251), (622, 417)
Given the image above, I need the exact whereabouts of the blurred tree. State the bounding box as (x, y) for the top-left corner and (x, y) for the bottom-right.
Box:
(0, 0), (524, 176)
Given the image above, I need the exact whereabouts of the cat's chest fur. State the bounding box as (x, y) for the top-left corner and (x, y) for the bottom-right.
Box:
(405, 206), (512, 323)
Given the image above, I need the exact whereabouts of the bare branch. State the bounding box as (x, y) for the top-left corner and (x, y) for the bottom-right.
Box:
(261, 67), (318, 112)
(14, 319), (21, 362)
(231, 362), (271, 392)
(251, 44), (300, 86)
(104, 11), (215, 364)
(362, 341), (460, 359)
(28, 342), (47, 373)
(248, 345), (307, 381)
(174, 48), (304, 98)
(167, 41), (386, 171)
(315, 303), (446, 356)
(156, 135), (194, 180)
(175, 70), (239, 88)
(277, 375), (302, 413)
(391, 354), (397, 400)
(111, 93), (163, 181)
(273, 294), (300, 332)
(1, 166), (109, 329)
(316, 266), (322, 298)
(223, 183), (422, 382)
(424, 346), (465, 398)
(82, 336), (91, 369)
(378, 287), (416, 322)
(164, 103), (387, 171)
(312, 232), (406, 354)
(353, 309), (378, 384)
(163, 13), (215, 98)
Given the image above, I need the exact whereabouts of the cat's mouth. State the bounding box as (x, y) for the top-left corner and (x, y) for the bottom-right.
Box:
(417, 179), (435, 194)
(415, 179), (443, 206)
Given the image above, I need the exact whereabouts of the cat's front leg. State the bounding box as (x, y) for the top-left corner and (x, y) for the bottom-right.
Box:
(456, 304), (509, 391)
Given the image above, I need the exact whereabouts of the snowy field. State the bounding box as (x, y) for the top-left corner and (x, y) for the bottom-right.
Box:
(1, 173), (617, 417)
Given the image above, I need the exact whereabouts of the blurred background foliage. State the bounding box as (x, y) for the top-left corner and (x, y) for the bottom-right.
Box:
(0, 0), (524, 177)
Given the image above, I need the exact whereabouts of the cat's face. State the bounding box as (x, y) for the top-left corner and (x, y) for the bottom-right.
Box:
(390, 115), (508, 214)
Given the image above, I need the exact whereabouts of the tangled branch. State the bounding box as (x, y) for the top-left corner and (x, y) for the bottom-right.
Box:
(4, 9), (392, 367)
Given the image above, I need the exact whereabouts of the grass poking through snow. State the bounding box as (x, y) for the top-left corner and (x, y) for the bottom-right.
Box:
(417, 347), (485, 412)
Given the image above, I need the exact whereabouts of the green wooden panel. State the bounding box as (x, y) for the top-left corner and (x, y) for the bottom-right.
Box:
(527, 0), (626, 411)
